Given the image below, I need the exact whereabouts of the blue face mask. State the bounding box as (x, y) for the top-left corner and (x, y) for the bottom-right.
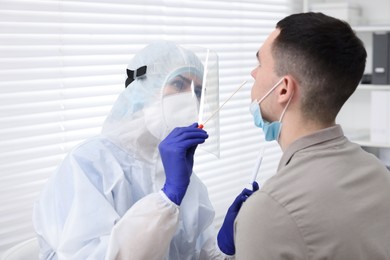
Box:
(249, 78), (292, 142)
(250, 101), (281, 141)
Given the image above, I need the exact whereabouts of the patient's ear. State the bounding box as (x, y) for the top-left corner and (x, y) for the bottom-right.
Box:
(277, 75), (296, 104)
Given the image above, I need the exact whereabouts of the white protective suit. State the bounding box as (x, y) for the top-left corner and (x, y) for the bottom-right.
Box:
(33, 41), (231, 260)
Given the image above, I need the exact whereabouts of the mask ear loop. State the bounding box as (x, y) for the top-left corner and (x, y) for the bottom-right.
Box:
(278, 90), (294, 122)
(276, 90), (294, 142)
(257, 77), (285, 104)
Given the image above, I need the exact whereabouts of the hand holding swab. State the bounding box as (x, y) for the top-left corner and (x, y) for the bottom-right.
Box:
(198, 80), (247, 129)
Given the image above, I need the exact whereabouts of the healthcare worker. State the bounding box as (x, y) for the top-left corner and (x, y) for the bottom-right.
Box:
(33, 41), (237, 259)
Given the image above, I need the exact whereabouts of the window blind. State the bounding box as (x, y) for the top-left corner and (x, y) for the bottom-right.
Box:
(0, 0), (301, 254)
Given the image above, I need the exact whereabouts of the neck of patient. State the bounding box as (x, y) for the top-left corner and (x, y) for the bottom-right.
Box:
(278, 113), (336, 152)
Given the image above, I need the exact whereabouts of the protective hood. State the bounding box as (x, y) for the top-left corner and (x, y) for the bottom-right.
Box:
(101, 41), (220, 161)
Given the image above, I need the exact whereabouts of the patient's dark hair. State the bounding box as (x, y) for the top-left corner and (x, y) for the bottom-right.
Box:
(273, 12), (366, 124)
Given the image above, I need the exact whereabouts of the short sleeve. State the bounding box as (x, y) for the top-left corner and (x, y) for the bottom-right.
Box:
(234, 191), (307, 260)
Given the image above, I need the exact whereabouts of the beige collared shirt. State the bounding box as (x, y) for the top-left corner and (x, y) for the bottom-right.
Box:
(235, 125), (390, 260)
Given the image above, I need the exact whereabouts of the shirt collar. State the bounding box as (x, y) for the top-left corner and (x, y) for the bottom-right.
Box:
(278, 125), (344, 169)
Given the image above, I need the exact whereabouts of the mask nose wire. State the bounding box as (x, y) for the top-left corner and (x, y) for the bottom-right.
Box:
(257, 77), (285, 104)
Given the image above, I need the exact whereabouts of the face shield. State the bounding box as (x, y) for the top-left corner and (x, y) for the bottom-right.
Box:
(161, 67), (203, 129)
(159, 46), (219, 157)
(102, 41), (219, 157)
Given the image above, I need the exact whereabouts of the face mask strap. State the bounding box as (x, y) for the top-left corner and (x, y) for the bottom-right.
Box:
(126, 66), (147, 88)
(125, 63), (161, 88)
(279, 90), (294, 122)
(258, 77), (284, 104)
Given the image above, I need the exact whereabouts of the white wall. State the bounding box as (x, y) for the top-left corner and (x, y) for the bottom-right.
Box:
(308, 0), (390, 25)
(352, 0), (390, 25)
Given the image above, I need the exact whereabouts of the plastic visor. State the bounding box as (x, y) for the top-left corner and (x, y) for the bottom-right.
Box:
(162, 46), (220, 157)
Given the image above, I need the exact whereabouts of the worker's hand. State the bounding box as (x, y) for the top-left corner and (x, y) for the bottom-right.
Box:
(217, 181), (259, 255)
(159, 123), (208, 206)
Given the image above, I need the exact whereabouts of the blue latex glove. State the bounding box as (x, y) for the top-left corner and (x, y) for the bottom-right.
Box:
(217, 181), (260, 255)
(159, 123), (208, 205)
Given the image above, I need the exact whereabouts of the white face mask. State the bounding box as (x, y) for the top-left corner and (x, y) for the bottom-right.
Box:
(144, 92), (199, 140)
(163, 92), (199, 129)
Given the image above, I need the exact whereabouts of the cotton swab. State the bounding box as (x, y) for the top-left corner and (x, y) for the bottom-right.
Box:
(249, 146), (266, 184)
(198, 80), (247, 129)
